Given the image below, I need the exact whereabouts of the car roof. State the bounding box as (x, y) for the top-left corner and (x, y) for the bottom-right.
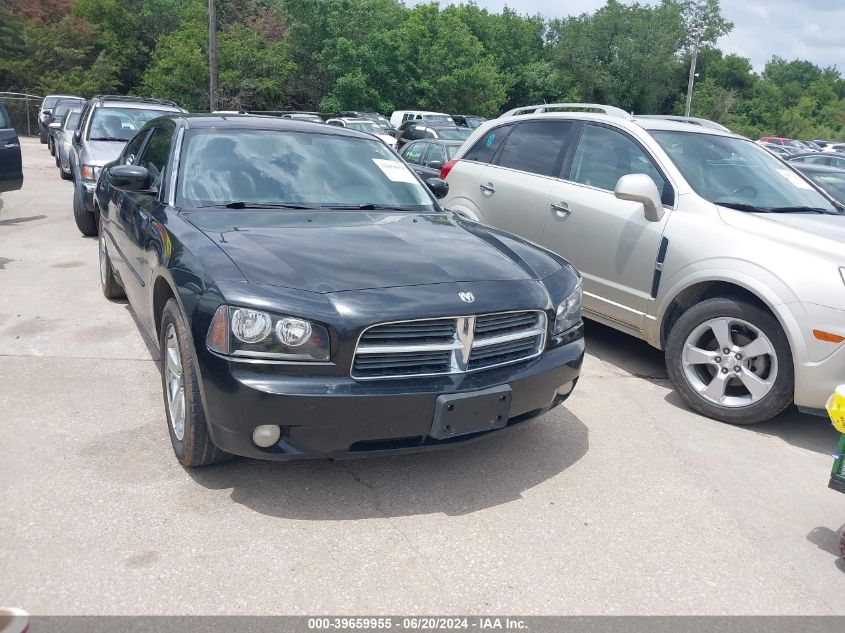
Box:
(173, 114), (378, 141)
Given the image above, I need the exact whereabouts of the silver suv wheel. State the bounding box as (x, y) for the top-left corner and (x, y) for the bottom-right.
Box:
(681, 317), (777, 408)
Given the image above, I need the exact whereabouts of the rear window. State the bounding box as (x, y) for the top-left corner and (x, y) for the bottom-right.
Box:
(463, 124), (514, 164)
(0, 107), (9, 129)
(496, 120), (576, 177)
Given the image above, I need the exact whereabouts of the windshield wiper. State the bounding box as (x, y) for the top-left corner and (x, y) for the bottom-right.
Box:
(200, 201), (317, 210)
(89, 136), (127, 142)
(321, 203), (417, 211)
(714, 202), (832, 214)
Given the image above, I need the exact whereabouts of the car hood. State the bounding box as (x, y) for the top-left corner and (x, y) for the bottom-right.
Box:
(718, 207), (845, 257)
(183, 210), (564, 293)
(86, 140), (126, 166)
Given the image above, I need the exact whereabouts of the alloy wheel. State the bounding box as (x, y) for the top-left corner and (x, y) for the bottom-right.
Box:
(164, 324), (186, 441)
(681, 317), (778, 408)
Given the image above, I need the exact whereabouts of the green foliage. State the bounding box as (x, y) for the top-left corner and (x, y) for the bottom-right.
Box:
(1, 0), (843, 141)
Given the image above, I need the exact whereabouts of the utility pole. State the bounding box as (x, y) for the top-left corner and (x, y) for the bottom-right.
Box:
(684, 26), (701, 118)
(208, 0), (218, 112)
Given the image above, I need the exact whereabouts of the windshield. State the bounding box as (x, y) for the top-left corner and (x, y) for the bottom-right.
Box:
(652, 131), (837, 212)
(804, 171), (845, 205)
(53, 101), (79, 119)
(345, 121), (383, 135)
(89, 107), (176, 141)
(64, 111), (81, 130)
(177, 129), (436, 211)
(423, 114), (454, 124)
(43, 97), (62, 110)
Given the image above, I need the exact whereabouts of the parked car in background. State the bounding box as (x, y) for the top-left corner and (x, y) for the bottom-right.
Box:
(339, 111), (395, 135)
(95, 114), (585, 466)
(0, 101), (23, 193)
(792, 163), (845, 205)
(70, 95), (184, 236)
(389, 110), (455, 129)
(812, 140), (832, 149)
(280, 112), (324, 123)
(760, 136), (814, 152)
(442, 102), (845, 425)
(47, 97), (85, 155)
(758, 142), (798, 158)
(325, 117), (397, 148)
(38, 94), (82, 144)
(823, 143), (845, 153)
(400, 139), (463, 179)
(395, 122), (471, 149)
(788, 152), (845, 170)
(51, 106), (82, 180)
(453, 115), (487, 129)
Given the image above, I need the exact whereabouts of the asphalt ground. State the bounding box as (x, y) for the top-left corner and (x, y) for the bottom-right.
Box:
(1, 137), (843, 614)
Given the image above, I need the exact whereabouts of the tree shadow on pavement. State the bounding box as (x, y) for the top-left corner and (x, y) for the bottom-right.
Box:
(807, 525), (845, 573)
(187, 410), (589, 520)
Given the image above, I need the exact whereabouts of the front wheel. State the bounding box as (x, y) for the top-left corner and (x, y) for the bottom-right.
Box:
(159, 298), (230, 467)
(39, 124), (48, 144)
(98, 219), (125, 299)
(72, 180), (97, 236)
(665, 298), (793, 424)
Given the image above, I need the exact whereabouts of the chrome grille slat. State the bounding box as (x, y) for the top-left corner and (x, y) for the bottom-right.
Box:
(352, 311), (546, 380)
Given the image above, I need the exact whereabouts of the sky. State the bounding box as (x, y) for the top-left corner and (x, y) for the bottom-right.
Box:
(412, 0), (845, 72)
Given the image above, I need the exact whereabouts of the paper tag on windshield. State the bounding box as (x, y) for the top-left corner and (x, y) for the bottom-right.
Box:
(372, 159), (417, 183)
(776, 168), (813, 190)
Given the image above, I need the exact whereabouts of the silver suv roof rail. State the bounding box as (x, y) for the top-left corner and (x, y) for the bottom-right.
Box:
(635, 115), (730, 132)
(500, 103), (632, 120)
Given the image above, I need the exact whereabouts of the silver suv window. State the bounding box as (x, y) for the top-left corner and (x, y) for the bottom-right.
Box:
(570, 124), (670, 203)
(652, 131), (837, 212)
(496, 120), (575, 177)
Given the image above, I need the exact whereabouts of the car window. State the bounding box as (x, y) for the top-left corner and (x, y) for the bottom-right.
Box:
(43, 97), (61, 110)
(830, 156), (845, 169)
(570, 124), (670, 204)
(463, 124), (514, 164)
(652, 130), (837, 212)
(136, 126), (173, 189)
(401, 143), (426, 165)
(327, 120), (343, 127)
(497, 120), (575, 177)
(0, 107), (9, 129)
(807, 172), (845, 203)
(424, 144), (446, 167)
(178, 129), (435, 211)
(89, 106), (176, 142)
(122, 131), (149, 166)
(64, 111), (82, 131)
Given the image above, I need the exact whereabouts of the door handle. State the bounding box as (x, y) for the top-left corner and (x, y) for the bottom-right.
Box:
(480, 183), (495, 194)
(550, 202), (571, 218)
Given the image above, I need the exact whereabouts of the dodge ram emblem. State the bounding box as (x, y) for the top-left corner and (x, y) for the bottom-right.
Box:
(458, 292), (475, 303)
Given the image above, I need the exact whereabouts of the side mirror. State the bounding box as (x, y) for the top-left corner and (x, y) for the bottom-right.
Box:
(427, 159), (444, 170)
(42, 109), (52, 118)
(73, 129), (82, 144)
(614, 173), (664, 222)
(48, 122), (62, 130)
(425, 177), (449, 199)
(108, 165), (152, 192)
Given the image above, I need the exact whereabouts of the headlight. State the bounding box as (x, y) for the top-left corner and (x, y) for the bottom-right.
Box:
(81, 165), (101, 182)
(207, 305), (330, 361)
(553, 282), (583, 335)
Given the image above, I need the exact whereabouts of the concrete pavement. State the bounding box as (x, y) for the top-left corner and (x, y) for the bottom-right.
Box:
(1, 137), (843, 614)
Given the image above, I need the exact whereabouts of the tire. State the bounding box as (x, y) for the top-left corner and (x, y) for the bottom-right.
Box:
(60, 166), (72, 181)
(39, 124), (48, 144)
(98, 218), (125, 299)
(665, 297), (793, 425)
(159, 298), (230, 467)
(49, 137), (55, 156)
(73, 179), (98, 236)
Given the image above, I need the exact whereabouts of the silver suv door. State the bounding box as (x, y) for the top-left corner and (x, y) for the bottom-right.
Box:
(541, 123), (673, 330)
(474, 120), (578, 244)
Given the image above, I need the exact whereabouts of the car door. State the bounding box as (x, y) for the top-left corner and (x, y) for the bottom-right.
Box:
(541, 122), (674, 330)
(105, 129), (152, 304)
(418, 142), (447, 179)
(0, 104), (22, 193)
(120, 124), (176, 329)
(474, 119), (578, 245)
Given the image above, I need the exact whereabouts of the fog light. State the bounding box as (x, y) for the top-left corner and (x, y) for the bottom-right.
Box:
(557, 381), (574, 397)
(252, 424), (281, 448)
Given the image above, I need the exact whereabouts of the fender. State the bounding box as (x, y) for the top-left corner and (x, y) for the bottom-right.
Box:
(648, 262), (807, 367)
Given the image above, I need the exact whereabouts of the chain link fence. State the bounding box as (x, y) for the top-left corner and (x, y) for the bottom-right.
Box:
(0, 92), (43, 136)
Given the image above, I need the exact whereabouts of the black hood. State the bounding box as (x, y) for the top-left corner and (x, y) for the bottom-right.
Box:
(183, 210), (565, 293)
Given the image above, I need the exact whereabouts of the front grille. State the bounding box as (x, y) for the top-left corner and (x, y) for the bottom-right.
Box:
(352, 311), (546, 379)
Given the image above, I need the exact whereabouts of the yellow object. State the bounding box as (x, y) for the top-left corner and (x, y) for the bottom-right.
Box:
(825, 385), (845, 434)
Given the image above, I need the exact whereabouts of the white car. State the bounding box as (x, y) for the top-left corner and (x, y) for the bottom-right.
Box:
(326, 118), (397, 148)
(389, 110), (455, 130)
(442, 102), (845, 424)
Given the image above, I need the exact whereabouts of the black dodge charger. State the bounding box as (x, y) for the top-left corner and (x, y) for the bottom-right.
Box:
(95, 114), (584, 466)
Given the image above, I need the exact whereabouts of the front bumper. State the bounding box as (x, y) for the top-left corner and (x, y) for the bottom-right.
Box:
(197, 338), (584, 460)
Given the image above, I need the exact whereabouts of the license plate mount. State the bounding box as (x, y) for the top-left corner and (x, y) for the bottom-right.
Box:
(429, 385), (512, 440)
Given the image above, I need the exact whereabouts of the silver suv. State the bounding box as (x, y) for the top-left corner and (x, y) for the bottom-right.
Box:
(69, 95), (184, 236)
(442, 103), (845, 424)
